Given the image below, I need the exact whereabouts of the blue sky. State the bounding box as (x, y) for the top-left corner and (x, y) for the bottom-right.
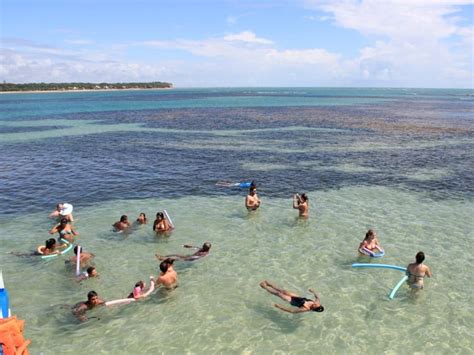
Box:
(1, 0), (473, 88)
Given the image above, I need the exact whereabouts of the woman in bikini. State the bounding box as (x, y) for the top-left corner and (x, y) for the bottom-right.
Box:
(260, 280), (324, 313)
(406, 251), (432, 290)
(50, 217), (78, 242)
(153, 212), (172, 233)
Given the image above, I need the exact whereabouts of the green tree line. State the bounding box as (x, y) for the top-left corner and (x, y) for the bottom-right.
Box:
(0, 81), (173, 92)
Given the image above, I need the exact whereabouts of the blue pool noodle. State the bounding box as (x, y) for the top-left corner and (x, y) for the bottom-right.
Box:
(351, 263), (407, 272)
(389, 275), (409, 300)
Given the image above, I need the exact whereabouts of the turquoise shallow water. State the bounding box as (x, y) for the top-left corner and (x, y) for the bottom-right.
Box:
(1, 189), (473, 353)
(0, 88), (473, 353)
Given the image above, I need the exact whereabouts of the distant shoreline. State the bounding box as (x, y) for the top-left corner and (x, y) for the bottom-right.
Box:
(0, 87), (174, 95)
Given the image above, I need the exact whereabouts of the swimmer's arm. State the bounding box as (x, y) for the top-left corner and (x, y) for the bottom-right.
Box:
(72, 304), (88, 321)
(57, 243), (68, 250)
(71, 226), (79, 236)
(139, 277), (156, 298)
(49, 225), (59, 234)
(425, 266), (432, 278)
(274, 304), (305, 313)
(155, 254), (180, 261)
(308, 288), (320, 301)
(293, 195), (299, 209)
(183, 245), (200, 250)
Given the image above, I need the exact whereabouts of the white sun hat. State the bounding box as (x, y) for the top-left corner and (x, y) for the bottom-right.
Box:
(60, 203), (73, 216)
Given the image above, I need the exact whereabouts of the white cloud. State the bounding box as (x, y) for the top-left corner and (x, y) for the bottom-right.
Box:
(64, 39), (94, 45)
(1, 0), (472, 88)
(223, 31), (273, 45)
(303, 0), (473, 87)
(0, 48), (169, 83)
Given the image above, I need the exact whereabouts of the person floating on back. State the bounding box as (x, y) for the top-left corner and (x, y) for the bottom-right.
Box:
(406, 251), (432, 291)
(216, 180), (255, 188)
(293, 193), (309, 218)
(260, 280), (324, 313)
(245, 185), (261, 211)
(156, 242), (211, 262)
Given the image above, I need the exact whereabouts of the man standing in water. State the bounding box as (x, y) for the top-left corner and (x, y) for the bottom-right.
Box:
(406, 251), (432, 290)
(155, 258), (178, 289)
(245, 186), (261, 210)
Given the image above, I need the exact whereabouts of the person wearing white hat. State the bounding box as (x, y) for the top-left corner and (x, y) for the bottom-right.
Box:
(49, 203), (74, 222)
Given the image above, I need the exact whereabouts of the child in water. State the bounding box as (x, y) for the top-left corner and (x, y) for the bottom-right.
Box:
(127, 281), (145, 299)
(77, 266), (98, 281)
(127, 277), (155, 299)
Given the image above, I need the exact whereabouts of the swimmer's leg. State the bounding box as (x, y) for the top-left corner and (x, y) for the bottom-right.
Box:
(260, 281), (292, 302)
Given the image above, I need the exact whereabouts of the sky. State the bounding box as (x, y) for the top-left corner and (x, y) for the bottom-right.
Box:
(1, 0), (473, 88)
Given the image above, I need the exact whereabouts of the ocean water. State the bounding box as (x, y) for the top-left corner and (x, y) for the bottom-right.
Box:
(0, 87), (473, 354)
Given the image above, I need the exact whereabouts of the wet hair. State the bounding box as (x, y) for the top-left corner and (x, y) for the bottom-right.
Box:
(365, 229), (376, 240)
(87, 290), (98, 301)
(60, 217), (68, 225)
(159, 258), (174, 273)
(45, 238), (56, 249)
(120, 215), (128, 222)
(135, 281), (145, 289)
(86, 266), (95, 274)
(138, 213), (147, 222)
(415, 251), (425, 264)
(300, 193), (308, 202)
(156, 212), (164, 220)
(73, 245), (82, 255)
(202, 242), (211, 251)
(249, 186), (257, 193)
(313, 305), (324, 312)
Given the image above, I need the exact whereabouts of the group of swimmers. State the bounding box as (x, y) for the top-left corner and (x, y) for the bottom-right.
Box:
(240, 182), (432, 305)
(111, 211), (173, 233)
(43, 203), (213, 320)
(36, 181), (432, 320)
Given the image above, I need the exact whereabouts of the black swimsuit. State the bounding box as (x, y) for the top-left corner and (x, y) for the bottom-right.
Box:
(290, 296), (311, 308)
